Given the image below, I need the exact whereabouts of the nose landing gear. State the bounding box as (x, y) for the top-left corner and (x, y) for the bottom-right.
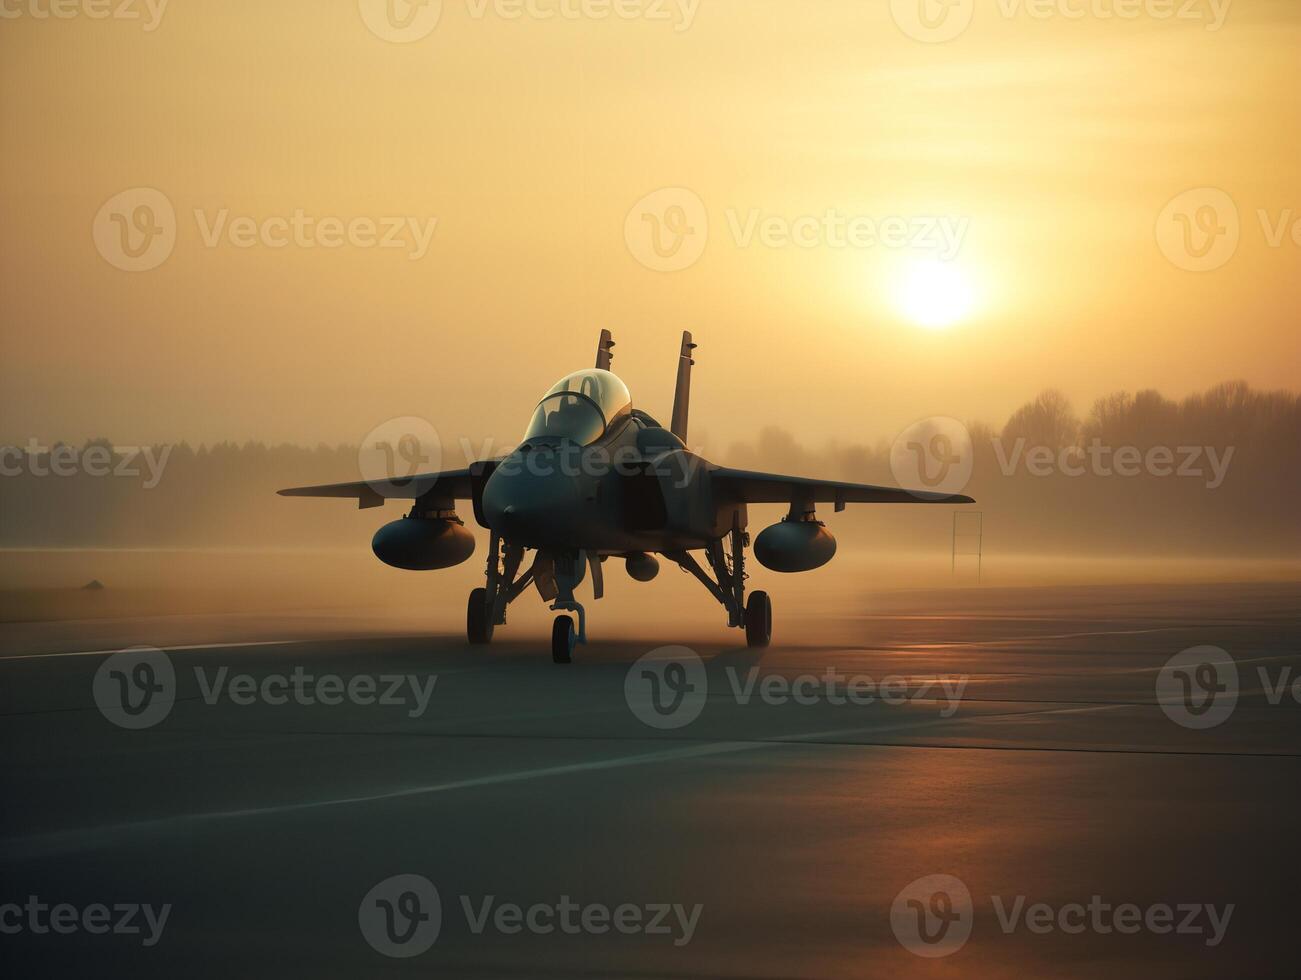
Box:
(467, 539), (605, 663)
(547, 551), (593, 664)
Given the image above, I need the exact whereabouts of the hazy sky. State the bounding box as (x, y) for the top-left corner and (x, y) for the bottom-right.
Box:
(2, 0), (1297, 453)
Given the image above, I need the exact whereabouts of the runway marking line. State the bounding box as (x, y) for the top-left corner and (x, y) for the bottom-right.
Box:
(0, 635), (462, 663)
(0, 700), (1246, 862)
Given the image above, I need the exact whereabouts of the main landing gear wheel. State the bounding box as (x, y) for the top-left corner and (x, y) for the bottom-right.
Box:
(551, 615), (575, 664)
(745, 591), (772, 648)
(467, 587), (493, 645)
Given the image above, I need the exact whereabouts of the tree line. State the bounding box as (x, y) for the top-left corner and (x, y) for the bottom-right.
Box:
(1, 381), (1296, 555)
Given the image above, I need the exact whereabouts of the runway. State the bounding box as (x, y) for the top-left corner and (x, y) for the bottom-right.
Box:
(2, 581), (1298, 978)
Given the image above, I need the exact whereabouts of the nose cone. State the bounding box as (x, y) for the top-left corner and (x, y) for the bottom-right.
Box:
(482, 449), (586, 546)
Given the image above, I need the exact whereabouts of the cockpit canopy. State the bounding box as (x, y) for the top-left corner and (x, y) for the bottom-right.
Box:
(523, 369), (633, 446)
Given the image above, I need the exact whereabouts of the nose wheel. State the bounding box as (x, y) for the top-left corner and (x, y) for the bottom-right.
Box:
(551, 615), (576, 664)
(547, 551), (589, 664)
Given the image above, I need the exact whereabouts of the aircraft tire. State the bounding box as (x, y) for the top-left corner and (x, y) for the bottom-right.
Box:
(745, 591), (772, 648)
(467, 588), (493, 644)
(551, 615), (575, 664)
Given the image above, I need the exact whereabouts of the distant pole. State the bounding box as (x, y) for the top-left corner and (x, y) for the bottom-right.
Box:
(952, 511), (983, 582)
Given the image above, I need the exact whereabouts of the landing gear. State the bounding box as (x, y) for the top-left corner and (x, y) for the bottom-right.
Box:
(667, 512), (773, 647)
(745, 591), (772, 648)
(467, 587), (493, 644)
(469, 533), (543, 646)
(547, 551), (592, 663)
(471, 540), (598, 663)
(551, 615), (576, 664)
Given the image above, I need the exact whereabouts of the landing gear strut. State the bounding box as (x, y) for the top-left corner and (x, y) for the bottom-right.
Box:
(467, 540), (600, 663)
(548, 551), (591, 664)
(466, 533), (539, 646)
(667, 515), (771, 647)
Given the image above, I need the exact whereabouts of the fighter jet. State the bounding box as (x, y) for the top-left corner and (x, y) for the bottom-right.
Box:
(280, 332), (973, 663)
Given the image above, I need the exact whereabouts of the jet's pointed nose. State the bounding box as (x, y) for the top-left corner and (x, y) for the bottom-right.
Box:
(481, 450), (585, 547)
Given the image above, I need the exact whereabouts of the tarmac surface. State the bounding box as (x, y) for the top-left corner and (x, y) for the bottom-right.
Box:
(2, 580), (1298, 978)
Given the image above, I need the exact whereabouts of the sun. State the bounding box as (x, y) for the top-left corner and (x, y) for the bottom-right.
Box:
(894, 258), (976, 330)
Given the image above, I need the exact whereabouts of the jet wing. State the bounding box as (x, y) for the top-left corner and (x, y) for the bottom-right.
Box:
(709, 467), (973, 508)
(278, 467), (481, 510)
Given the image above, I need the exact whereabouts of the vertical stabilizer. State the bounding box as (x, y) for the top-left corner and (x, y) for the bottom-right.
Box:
(595, 329), (616, 370)
(670, 331), (696, 441)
